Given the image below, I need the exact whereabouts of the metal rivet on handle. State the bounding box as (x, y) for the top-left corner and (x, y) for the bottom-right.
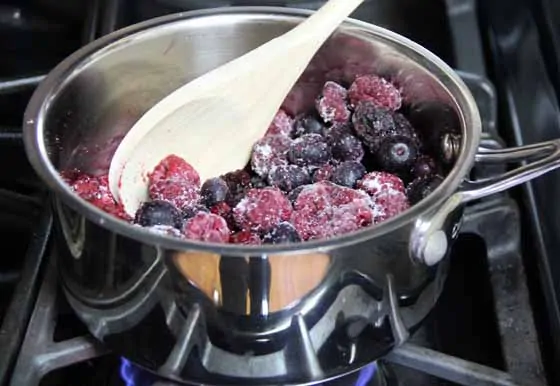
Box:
(422, 230), (448, 266)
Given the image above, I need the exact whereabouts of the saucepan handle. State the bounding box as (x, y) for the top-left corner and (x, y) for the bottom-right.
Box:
(410, 138), (560, 267)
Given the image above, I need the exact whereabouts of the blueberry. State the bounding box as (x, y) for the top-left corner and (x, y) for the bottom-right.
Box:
(406, 175), (444, 205)
(293, 115), (326, 137)
(288, 185), (305, 204)
(376, 135), (419, 174)
(263, 222), (301, 244)
(412, 155), (437, 179)
(135, 200), (182, 229)
(330, 161), (367, 188)
(182, 204), (210, 221)
(201, 177), (229, 206)
(323, 123), (353, 145)
(268, 165), (311, 192)
(250, 175), (268, 189)
(288, 134), (332, 168)
(332, 133), (365, 162)
(352, 102), (416, 153)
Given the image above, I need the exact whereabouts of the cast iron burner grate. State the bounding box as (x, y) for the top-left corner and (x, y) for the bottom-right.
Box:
(0, 0), (552, 385)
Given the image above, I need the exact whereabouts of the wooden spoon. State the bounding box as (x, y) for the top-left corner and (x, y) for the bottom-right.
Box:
(109, 0), (365, 217)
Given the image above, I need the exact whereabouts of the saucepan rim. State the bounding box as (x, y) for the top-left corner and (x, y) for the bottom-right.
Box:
(22, 6), (481, 256)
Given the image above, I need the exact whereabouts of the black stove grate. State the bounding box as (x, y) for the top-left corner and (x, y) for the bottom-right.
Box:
(0, 0), (554, 385)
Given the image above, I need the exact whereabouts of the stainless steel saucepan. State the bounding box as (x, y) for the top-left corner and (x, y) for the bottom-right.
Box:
(22, 7), (560, 386)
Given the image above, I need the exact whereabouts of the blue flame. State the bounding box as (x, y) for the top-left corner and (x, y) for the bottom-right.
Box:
(355, 363), (377, 386)
(120, 358), (136, 386)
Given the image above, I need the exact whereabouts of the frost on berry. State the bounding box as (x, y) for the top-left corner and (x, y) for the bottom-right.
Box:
(315, 81), (351, 124)
(148, 155), (201, 209)
(182, 212), (230, 243)
(233, 187), (293, 233)
(265, 109), (294, 137)
(348, 75), (402, 110)
(291, 181), (374, 240)
(250, 135), (292, 177)
(357, 172), (409, 222)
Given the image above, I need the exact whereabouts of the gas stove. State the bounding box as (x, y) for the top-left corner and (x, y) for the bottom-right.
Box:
(0, 0), (558, 385)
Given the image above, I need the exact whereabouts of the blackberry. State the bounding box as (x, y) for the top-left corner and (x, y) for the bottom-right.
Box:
(222, 169), (252, 207)
(182, 205), (210, 221)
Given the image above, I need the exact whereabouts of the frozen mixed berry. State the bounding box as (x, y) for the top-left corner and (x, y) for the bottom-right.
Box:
(331, 133), (365, 162)
(287, 185), (305, 204)
(292, 181), (374, 240)
(331, 161), (367, 188)
(201, 177), (229, 207)
(407, 175), (444, 205)
(376, 135), (419, 174)
(265, 109), (294, 137)
(146, 225), (184, 238)
(148, 155), (201, 209)
(182, 212), (230, 243)
(312, 164), (336, 182)
(263, 222), (302, 244)
(222, 169), (252, 207)
(323, 122), (353, 145)
(288, 134), (332, 168)
(68, 173), (130, 220)
(412, 155), (437, 179)
(149, 154), (200, 187)
(250, 175), (268, 189)
(209, 201), (235, 230)
(293, 114), (326, 137)
(182, 204), (210, 221)
(250, 135), (292, 177)
(348, 75), (402, 110)
(357, 172), (409, 222)
(267, 165), (310, 192)
(315, 81), (351, 124)
(233, 187), (293, 233)
(230, 230), (261, 245)
(134, 200), (182, 229)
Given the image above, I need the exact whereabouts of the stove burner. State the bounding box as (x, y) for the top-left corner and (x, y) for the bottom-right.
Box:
(120, 358), (160, 386)
(355, 364), (377, 386)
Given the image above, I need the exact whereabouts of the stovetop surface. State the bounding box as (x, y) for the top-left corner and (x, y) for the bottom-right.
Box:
(0, 0), (558, 385)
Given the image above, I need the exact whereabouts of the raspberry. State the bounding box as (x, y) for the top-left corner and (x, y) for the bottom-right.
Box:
(222, 169), (252, 207)
(148, 155), (201, 209)
(250, 135), (292, 177)
(265, 109), (294, 137)
(69, 173), (130, 221)
(348, 75), (402, 110)
(182, 212), (230, 243)
(315, 81), (351, 124)
(312, 164), (336, 183)
(233, 187), (293, 233)
(267, 165), (310, 192)
(292, 182), (374, 240)
(209, 201), (236, 230)
(287, 134), (332, 168)
(149, 154), (200, 187)
(230, 230), (261, 245)
(357, 172), (409, 222)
